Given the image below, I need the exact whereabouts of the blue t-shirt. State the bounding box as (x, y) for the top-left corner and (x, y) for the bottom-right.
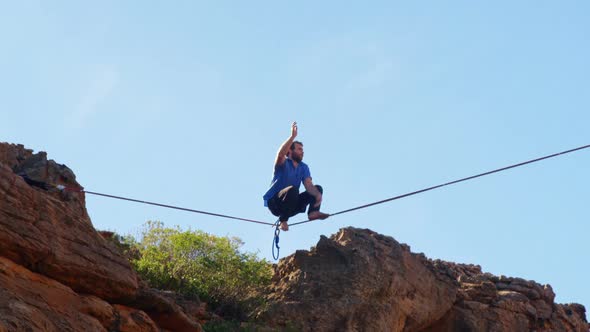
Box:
(263, 158), (311, 206)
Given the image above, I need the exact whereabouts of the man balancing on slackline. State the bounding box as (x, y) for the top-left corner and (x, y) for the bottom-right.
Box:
(263, 122), (329, 231)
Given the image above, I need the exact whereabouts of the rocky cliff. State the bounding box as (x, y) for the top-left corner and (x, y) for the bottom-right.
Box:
(0, 143), (202, 331)
(1, 142), (588, 332)
(257, 228), (588, 331)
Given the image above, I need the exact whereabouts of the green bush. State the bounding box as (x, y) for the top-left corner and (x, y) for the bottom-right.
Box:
(131, 221), (273, 318)
(103, 231), (141, 262)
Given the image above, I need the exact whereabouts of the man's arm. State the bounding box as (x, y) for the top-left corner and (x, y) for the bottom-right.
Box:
(304, 177), (322, 207)
(274, 122), (298, 168)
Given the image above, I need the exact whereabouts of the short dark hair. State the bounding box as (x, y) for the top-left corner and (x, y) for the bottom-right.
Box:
(290, 141), (303, 150)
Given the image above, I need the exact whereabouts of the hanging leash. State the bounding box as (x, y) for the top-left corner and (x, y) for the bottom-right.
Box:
(272, 220), (281, 261)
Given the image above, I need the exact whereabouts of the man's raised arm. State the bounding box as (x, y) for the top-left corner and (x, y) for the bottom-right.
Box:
(274, 122), (298, 168)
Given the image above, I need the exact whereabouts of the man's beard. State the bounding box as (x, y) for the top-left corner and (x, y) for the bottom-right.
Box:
(291, 154), (302, 163)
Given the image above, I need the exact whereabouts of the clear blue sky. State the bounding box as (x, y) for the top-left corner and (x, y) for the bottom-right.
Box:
(2, 1), (589, 307)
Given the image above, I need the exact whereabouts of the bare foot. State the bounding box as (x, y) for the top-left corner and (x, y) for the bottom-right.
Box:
(308, 211), (330, 221)
(279, 221), (289, 231)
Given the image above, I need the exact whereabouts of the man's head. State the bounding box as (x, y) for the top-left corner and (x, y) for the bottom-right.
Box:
(289, 141), (304, 162)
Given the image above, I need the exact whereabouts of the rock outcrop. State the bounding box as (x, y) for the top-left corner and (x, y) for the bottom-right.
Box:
(425, 262), (588, 332)
(258, 227), (589, 332)
(0, 256), (158, 331)
(0, 143), (202, 331)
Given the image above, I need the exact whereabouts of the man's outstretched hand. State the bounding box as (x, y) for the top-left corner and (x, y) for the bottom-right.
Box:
(291, 121), (298, 138)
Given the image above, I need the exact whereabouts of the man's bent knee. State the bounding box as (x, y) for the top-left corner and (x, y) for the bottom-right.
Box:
(315, 185), (323, 194)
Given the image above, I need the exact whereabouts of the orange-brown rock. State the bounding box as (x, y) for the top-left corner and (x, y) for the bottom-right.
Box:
(0, 142), (202, 331)
(112, 305), (159, 332)
(259, 227), (589, 332)
(0, 256), (158, 331)
(424, 262), (588, 332)
(0, 143), (137, 301)
(259, 228), (458, 331)
(131, 288), (203, 332)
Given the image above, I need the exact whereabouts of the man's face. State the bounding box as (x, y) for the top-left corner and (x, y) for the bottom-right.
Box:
(291, 143), (304, 162)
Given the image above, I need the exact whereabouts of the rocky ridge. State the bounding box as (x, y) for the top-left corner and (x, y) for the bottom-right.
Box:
(258, 227), (588, 332)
